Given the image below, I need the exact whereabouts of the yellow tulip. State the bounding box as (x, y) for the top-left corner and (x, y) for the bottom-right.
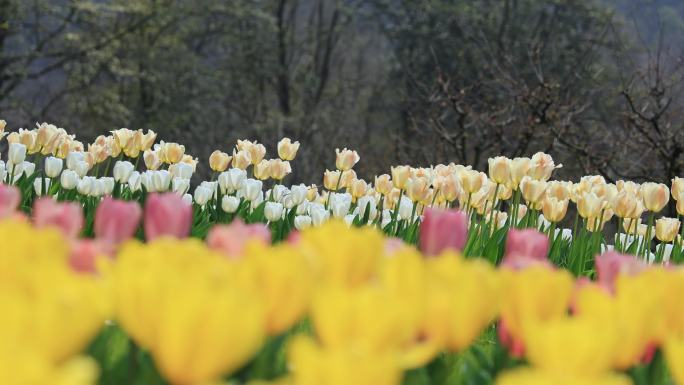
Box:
(288, 335), (402, 385)
(323, 169), (342, 191)
(112, 239), (265, 385)
(269, 159), (292, 181)
(665, 336), (684, 385)
(391, 165), (411, 190)
(422, 254), (500, 352)
(496, 368), (632, 385)
(510, 157), (531, 190)
(542, 196), (568, 223)
(209, 150), (232, 172)
(655, 217), (680, 243)
(577, 191), (604, 219)
(232, 149), (252, 170)
(641, 182), (669, 212)
(335, 148), (360, 171)
(158, 141), (185, 164)
(406, 176), (431, 203)
(277, 137), (300, 161)
(546, 181), (572, 200)
(299, 221), (383, 287)
(254, 159), (272, 180)
(672, 177), (684, 201)
(488, 156), (511, 185)
(499, 267), (574, 349)
(349, 178), (369, 201)
(520, 176), (547, 205)
(460, 169), (487, 194)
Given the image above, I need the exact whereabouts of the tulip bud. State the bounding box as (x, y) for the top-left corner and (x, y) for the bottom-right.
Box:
(277, 138), (300, 161)
(193, 186), (213, 206)
(641, 182), (669, 212)
(503, 229), (549, 268)
(323, 169), (342, 191)
(509, 157), (531, 189)
(143, 150), (161, 170)
(128, 171), (142, 192)
(95, 197), (142, 244)
(542, 197), (568, 223)
(265, 201), (284, 222)
(294, 215), (312, 230)
(169, 162), (194, 180)
(240, 178), (263, 202)
(419, 208), (468, 256)
(309, 206), (329, 226)
(32, 198), (83, 238)
(391, 166), (411, 190)
(406, 176), (431, 203)
(672, 177), (684, 201)
(232, 150), (252, 170)
(520, 176), (547, 205)
(21, 161), (35, 178)
(209, 150), (231, 172)
(206, 220), (271, 257)
(0, 184), (20, 218)
(33, 178), (50, 196)
(171, 177), (189, 195)
(43, 156), (63, 178)
(288, 184), (308, 206)
(221, 195), (240, 213)
(460, 170), (487, 194)
(373, 174), (392, 195)
(577, 191), (604, 219)
(8, 143), (26, 165)
(656, 217), (680, 243)
(335, 148), (360, 171)
(144, 193), (193, 240)
(269, 159), (291, 180)
(218, 168), (247, 194)
(113, 161), (135, 183)
(488, 156), (511, 184)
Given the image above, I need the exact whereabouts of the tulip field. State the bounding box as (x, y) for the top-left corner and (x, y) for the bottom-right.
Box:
(4, 120), (684, 385)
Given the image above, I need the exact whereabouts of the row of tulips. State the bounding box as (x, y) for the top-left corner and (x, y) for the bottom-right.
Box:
(1, 120), (684, 270)
(3, 205), (684, 385)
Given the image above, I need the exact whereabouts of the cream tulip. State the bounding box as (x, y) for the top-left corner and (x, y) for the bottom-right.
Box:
(335, 148), (360, 171)
(488, 156), (511, 185)
(641, 182), (670, 212)
(277, 138), (300, 161)
(656, 217), (680, 243)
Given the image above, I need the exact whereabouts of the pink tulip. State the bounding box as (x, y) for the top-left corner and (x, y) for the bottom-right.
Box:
(419, 208), (468, 256)
(497, 319), (525, 358)
(0, 184), (21, 218)
(502, 229), (549, 268)
(144, 193), (193, 241)
(32, 198), (83, 238)
(287, 230), (301, 245)
(69, 240), (112, 273)
(206, 219), (271, 258)
(95, 197), (142, 244)
(595, 251), (646, 292)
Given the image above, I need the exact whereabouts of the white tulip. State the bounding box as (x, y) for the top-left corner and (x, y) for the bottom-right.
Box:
(141, 171), (154, 192)
(398, 196), (413, 220)
(218, 168), (246, 194)
(265, 201), (284, 222)
(200, 181), (218, 198)
(240, 178), (263, 201)
(194, 186), (213, 206)
(331, 199), (351, 219)
(169, 162), (194, 179)
(250, 191), (264, 210)
(0, 161), (6, 182)
(182, 193), (193, 205)
(381, 209), (392, 228)
(113, 161), (135, 183)
(60, 170), (78, 190)
(77, 176), (95, 195)
(128, 171), (142, 192)
(21, 161), (35, 177)
(356, 196), (378, 221)
(663, 243), (674, 263)
(34, 178), (50, 196)
(282, 194), (296, 209)
(344, 214), (355, 227)
(271, 185), (289, 202)
(221, 196), (240, 213)
(74, 161), (90, 178)
(8, 143), (26, 164)
(153, 170), (171, 192)
(296, 200), (309, 215)
(290, 184), (308, 206)
(308, 202), (325, 215)
(172, 177), (190, 195)
(89, 179), (104, 197)
(66, 151), (85, 170)
(310, 207), (330, 227)
(44, 157), (63, 178)
(100, 177), (115, 195)
(294, 215), (312, 230)
(560, 228), (573, 241)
